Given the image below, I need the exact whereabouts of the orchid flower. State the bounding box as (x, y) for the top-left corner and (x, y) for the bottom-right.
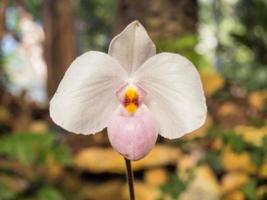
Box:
(49, 21), (207, 161)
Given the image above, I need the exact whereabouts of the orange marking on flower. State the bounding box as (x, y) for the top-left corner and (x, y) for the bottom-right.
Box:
(123, 86), (139, 114)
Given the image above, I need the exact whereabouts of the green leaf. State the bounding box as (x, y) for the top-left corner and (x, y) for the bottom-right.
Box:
(155, 34), (211, 71)
(205, 151), (222, 173)
(223, 132), (246, 153)
(0, 133), (54, 165)
(159, 174), (190, 200)
(37, 186), (63, 200)
(52, 144), (72, 166)
(242, 179), (257, 200)
(0, 182), (17, 200)
(0, 133), (72, 167)
(249, 148), (265, 168)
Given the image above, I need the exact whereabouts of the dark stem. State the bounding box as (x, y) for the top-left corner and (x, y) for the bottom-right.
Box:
(124, 158), (135, 200)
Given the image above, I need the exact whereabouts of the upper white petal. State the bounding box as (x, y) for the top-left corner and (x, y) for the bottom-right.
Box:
(108, 20), (156, 74)
(133, 53), (207, 139)
(49, 51), (127, 135)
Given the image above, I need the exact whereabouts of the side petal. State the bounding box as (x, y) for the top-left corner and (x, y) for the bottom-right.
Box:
(49, 51), (127, 135)
(133, 53), (207, 139)
(108, 20), (156, 74)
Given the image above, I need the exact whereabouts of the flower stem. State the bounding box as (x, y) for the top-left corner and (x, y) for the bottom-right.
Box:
(124, 158), (135, 200)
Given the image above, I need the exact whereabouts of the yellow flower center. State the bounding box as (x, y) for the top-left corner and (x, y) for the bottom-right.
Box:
(123, 86), (139, 114)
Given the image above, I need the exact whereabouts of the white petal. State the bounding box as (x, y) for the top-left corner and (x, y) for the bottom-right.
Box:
(49, 51), (127, 135)
(108, 20), (156, 74)
(133, 53), (207, 139)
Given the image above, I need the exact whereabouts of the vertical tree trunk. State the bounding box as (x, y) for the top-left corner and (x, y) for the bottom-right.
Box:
(0, 0), (9, 82)
(0, 0), (8, 39)
(114, 0), (197, 40)
(43, 0), (76, 98)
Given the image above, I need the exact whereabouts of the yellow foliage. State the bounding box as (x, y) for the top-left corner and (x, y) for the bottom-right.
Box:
(218, 102), (243, 117)
(248, 90), (267, 110)
(74, 145), (181, 174)
(234, 125), (267, 146)
(257, 185), (267, 199)
(221, 172), (249, 193)
(221, 148), (257, 174)
(0, 106), (11, 123)
(224, 191), (245, 200)
(211, 138), (224, 151)
(46, 155), (63, 179)
(259, 159), (267, 178)
(122, 181), (160, 200)
(179, 165), (221, 200)
(176, 153), (199, 176)
(144, 168), (168, 186)
(201, 72), (225, 96)
(28, 120), (49, 134)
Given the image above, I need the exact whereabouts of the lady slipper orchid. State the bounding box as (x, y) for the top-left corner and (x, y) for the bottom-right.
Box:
(49, 21), (207, 161)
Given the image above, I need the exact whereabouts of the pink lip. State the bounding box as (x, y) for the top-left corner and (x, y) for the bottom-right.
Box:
(107, 104), (159, 160)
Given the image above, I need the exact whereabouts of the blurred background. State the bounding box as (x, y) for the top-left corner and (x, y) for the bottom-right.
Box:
(0, 0), (267, 199)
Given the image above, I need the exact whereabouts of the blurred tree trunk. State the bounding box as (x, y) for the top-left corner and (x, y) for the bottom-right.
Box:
(43, 0), (76, 98)
(0, 0), (8, 84)
(0, 0), (8, 39)
(114, 0), (197, 40)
